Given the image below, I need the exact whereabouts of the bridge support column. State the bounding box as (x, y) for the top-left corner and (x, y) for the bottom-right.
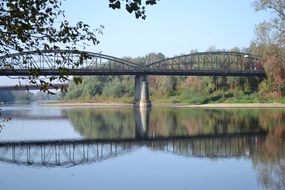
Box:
(134, 75), (151, 107)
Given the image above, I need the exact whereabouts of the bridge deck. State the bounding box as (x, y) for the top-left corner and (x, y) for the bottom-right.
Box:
(0, 69), (266, 76)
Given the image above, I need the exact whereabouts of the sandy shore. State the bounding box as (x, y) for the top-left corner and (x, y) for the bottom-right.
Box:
(46, 102), (285, 108)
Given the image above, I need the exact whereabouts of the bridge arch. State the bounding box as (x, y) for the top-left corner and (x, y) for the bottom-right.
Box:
(145, 51), (263, 76)
(0, 49), (139, 73)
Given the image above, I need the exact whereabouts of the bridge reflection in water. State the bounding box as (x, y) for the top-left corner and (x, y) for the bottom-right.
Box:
(0, 133), (266, 168)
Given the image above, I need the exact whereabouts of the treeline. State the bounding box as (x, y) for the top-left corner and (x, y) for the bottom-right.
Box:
(63, 46), (284, 103)
(0, 91), (33, 103)
(0, 91), (58, 103)
(64, 75), (134, 102)
(63, 108), (274, 139)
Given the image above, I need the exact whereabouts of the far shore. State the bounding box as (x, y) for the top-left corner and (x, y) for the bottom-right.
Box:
(45, 102), (285, 108)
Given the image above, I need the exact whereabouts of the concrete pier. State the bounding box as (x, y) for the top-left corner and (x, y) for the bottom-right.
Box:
(134, 107), (150, 139)
(134, 75), (151, 107)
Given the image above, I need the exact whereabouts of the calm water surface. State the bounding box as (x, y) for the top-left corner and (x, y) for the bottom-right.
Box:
(0, 104), (284, 190)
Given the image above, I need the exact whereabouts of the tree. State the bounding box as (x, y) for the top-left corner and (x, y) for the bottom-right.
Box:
(253, 0), (285, 97)
(0, 0), (158, 128)
(13, 91), (34, 103)
(254, 0), (285, 45)
(0, 91), (15, 103)
(0, 0), (158, 92)
(1, 0), (159, 54)
(109, 0), (158, 19)
(0, 0), (101, 92)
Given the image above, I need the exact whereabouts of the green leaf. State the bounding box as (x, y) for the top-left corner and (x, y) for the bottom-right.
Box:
(73, 77), (82, 85)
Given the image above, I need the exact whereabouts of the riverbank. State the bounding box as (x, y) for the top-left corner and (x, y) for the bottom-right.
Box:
(46, 101), (285, 108)
(154, 103), (285, 108)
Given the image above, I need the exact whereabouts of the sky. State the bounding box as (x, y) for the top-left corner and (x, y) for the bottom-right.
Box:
(62, 0), (270, 58)
(1, 0), (270, 85)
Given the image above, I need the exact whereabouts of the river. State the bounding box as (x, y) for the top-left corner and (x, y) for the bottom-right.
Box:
(0, 104), (284, 190)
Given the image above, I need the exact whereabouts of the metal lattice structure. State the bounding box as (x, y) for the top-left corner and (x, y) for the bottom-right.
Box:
(0, 141), (137, 168)
(0, 50), (138, 76)
(0, 50), (265, 76)
(145, 51), (263, 76)
(0, 133), (266, 168)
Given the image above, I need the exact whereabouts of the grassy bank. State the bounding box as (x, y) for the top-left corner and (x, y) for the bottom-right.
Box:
(53, 96), (133, 104)
(152, 91), (285, 104)
(52, 93), (285, 106)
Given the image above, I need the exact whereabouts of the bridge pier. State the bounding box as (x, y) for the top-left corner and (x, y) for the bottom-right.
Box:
(134, 75), (151, 107)
(134, 107), (150, 139)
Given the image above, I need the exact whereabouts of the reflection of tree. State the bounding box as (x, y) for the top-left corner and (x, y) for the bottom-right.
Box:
(149, 108), (285, 190)
(63, 108), (135, 139)
(63, 107), (285, 189)
(252, 123), (285, 190)
(149, 108), (267, 137)
(64, 108), (283, 139)
(148, 136), (266, 159)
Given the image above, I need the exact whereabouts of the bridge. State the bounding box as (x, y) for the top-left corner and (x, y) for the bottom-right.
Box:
(0, 133), (266, 168)
(0, 50), (266, 107)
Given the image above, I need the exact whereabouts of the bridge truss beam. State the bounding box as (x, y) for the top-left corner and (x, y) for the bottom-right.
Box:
(0, 50), (265, 76)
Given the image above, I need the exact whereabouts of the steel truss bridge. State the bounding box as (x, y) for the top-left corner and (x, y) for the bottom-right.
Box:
(0, 50), (266, 107)
(0, 132), (266, 168)
(0, 50), (264, 76)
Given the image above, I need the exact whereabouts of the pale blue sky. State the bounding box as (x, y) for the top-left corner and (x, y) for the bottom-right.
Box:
(62, 0), (269, 57)
(1, 0), (270, 85)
